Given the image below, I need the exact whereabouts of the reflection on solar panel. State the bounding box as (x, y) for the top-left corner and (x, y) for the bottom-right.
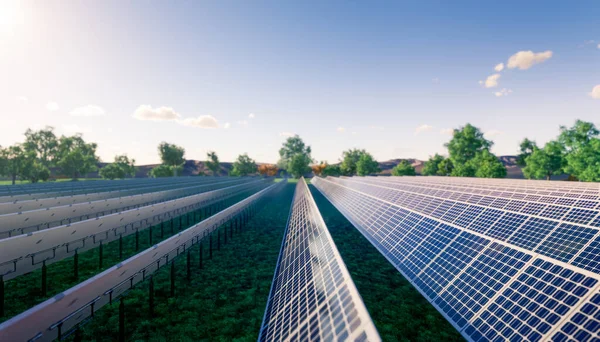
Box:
(259, 178), (380, 342)
(312, 176), (600, 342)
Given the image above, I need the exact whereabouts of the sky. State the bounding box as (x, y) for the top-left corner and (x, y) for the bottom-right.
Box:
(0, 0), (599, 165)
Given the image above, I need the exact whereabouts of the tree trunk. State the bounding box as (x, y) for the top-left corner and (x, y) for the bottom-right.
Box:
(11, 173), (16, 185)
(173, 165), (177, 177)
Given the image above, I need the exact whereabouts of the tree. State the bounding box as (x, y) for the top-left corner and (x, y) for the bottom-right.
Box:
(230, 153), (257, 176)
(158, 142), (185, 176)
(321, 164), (342, 177)
(557, 120), (600, 181)
(559, 120), (599, 151)
(0, 145), (28, 184)
(445, 124), (493, 165)
(258, 164), (279, 177)
(149, 165), (176, 178)
(277, 135), (312, 178)
(100, 155), (137, 180)
(356, 153), (380, 176)
(523, 142), (564, 180)
(288, 153), (312, 178)
(422, 154), (445, 176)
(517, 138), (538, 167)
(563, 138), (600, 182)
(311, 163), (327, 176)
(23, 126), (59, 168)
(206, 151), (220, 176)
(340, 149), (364, 176)
(469, 149), (506, 178)
(56, 135), (99, 180)
(391, 160), (416, 176)
(21, 157), (50, 183)
(437, 158), (454, 176)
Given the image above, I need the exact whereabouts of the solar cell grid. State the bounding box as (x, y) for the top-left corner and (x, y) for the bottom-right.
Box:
(312, 176), (600, 342)
(259, 179), (379, 342)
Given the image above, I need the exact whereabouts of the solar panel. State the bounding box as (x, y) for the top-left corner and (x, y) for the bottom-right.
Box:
(313, 176), (600, 342)
(259, 178), (380, 342)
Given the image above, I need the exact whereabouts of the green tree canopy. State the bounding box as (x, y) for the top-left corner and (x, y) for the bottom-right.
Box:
(391, 160), (416, 176)
(522, 142), (564, 180)
(277, 135), (312, 178)
(23, 127), (58, 168)
(230, 153), (257, 176)
(340, 149), (365, 176)
(422, 154), (448, 176)
(356, 152), (380, 176)
(55, 135), (99, 180)
(437, 158), (454, 176)
(559, 120), (599, 151)
(149, 164), (179, 178)
(469, 149), (506, 178)
(158, 142), (185, 176)
(206, 151), (220, 176)
(100, 155), (137, 180)
(23, 126), (59, 168)
(0, 145), (28, 184)
(320, 164), (342, 177)
(445, 123), (493, 165)
(517, 138), (538, 167)
(563, 138), (600, 182)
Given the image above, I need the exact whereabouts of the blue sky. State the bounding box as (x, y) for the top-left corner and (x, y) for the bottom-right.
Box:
(1, 0), (599, 164)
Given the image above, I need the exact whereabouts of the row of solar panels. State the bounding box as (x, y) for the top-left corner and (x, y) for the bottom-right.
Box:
(0, 177), (237, 202)
(377, 176), (600, 197)
(259, 178), (380, 342)
(366, 176), (600, 208)
(313, 176), (600, 342)
(0, 178), (255, 238)
(0, 179), (270, 280)
(0, 181), (284, 342)
(0, 177), (237, 213)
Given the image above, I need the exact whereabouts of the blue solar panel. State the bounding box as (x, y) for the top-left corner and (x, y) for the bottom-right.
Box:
(312, 176), (600, 342)
(259, 178), (380, 342)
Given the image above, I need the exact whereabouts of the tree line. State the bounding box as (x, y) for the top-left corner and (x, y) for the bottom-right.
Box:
(3, 120), (599, 184)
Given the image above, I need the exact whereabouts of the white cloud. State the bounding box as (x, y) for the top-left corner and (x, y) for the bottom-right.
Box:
(369, 125), (385, 131)
(248, 113), (255, 119)
(494, 63), (505, 72)
(279, 131), (295, 137)
(478, 80), (484, 85)
(337, 127), (345, 132)
(432, 78), (440, 84)
(415, 124), (433, 135)
(237, 120), (248, 126)
(494, 88), (513, 97)
(178, 115), (219, 129)
(351, 131), (357, 135)
(484, 74), (501, 88)
(598, 44), (600, 49)
(70, 105), (105, 117)
(589, 85), (600, 99)
(16, 96), (27, 103)
(507, 50), (553, 70)
(484, 129), (503, 138)
(440, 128), (454, 136)
(224, 122), (231, 129)
(46, 102), (59, 111)
(132, 105), (181, 121)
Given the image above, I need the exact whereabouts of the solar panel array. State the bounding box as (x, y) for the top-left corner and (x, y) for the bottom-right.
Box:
(312, 176), (600, 342)
(259, 178), (380, 342)
(0, 181), (283, 342)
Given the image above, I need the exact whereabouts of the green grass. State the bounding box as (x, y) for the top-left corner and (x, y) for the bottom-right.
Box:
(310, 185), (463, 341)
